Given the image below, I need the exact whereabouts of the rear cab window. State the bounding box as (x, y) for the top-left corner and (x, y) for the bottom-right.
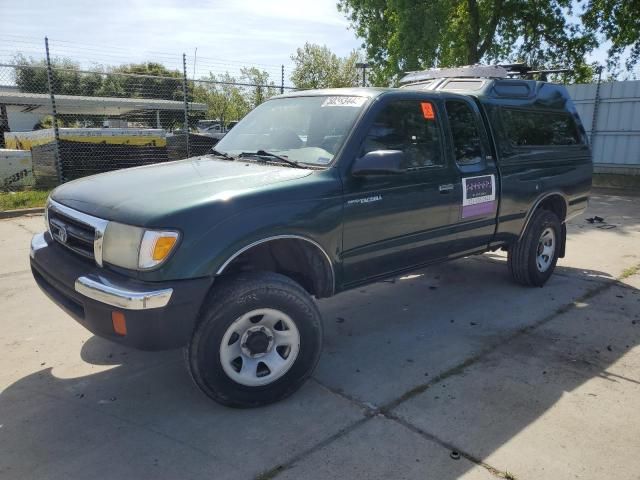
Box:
(444, 99), (489, 168)
(500, 108), (584, 147)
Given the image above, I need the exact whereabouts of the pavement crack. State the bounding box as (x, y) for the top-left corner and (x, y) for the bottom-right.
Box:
(310, 377), (378, 415)
(0, 269), (30, 279)
(11, 220), (41, 235)
(379, 271), (629, 414)
(259, 264), (640, 480)
(254, 417), (370, 480)
(384, 410), (517, 479)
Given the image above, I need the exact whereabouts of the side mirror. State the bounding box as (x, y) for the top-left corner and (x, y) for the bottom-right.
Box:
(352, 150), (406, 176)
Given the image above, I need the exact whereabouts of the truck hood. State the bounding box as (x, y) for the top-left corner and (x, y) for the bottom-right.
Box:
(51, 156), (314, 225)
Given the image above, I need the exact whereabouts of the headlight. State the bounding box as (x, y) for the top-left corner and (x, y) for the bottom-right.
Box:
(102, 222), (179, 270)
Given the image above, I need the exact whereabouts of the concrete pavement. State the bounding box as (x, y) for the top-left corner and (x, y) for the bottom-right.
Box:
(1, 191), (639, 480)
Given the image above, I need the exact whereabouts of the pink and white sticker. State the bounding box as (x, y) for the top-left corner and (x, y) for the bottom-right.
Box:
(462, 174), (496, 218)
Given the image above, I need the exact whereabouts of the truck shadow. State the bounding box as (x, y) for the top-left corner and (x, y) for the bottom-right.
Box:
(1, 259), (638, 479)
(566, 191), (640, 238)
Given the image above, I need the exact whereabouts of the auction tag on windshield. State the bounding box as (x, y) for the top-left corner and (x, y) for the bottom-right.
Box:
(421, 101), (435, 120)
(461, 174), (496, 218)
(321, 96), (367, 107)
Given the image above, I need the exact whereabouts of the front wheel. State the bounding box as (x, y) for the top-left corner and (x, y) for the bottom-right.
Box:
(508, 209), (561, 287)
(186, 272), (323, 408)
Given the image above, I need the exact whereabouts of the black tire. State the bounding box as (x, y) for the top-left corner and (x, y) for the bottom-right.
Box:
(185, 272), (323, 408)
(508, 209), (561, 287)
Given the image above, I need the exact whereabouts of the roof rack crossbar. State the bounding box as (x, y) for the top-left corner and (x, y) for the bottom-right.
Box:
(399, 63), (572, 85)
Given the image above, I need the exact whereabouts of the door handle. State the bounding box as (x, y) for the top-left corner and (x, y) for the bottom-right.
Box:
(439, 183), (454, 193)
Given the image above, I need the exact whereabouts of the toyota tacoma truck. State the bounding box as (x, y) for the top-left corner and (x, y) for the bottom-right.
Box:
(30, 67), (592, 407)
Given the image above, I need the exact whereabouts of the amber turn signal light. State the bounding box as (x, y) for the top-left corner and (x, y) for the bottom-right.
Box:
(153, 236), (178, 261)
(112, 311), (127, 336)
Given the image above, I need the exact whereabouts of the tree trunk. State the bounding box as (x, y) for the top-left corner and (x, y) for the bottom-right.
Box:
(467, 0), (481, 64)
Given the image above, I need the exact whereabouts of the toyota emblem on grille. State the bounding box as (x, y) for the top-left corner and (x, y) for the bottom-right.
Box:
(54, 225), (68, 244)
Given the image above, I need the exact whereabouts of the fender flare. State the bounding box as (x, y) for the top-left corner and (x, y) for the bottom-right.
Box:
(215, 234), (336, 295)
(518, 191), (569, 240)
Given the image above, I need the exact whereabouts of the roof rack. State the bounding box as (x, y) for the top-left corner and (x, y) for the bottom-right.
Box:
(399, 63), (572, 85)
(500, 63), (572, 80)
(399, 65), (508, 85)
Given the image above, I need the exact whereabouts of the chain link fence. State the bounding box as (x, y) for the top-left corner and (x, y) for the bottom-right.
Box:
(0, 38), (293, 191)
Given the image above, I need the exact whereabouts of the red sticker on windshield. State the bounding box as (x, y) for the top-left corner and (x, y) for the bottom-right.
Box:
(421, 102), (435, 120)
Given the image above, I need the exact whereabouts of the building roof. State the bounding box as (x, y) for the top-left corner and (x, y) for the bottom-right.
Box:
(0, 90), (206, 115)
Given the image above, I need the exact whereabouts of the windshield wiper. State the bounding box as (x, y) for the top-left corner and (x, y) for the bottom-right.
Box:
(238, 150), (305, 169)
(209, 148), (235, 160)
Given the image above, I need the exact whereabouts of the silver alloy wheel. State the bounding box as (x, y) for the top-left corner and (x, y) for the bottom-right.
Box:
(536, 227), (556, 272)
(219, 308), (300, 387)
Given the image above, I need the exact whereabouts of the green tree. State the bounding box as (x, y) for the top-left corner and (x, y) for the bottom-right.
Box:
(582, 0), (640, 71)
(12, 57), (187, 129)
(240, 67), (278, 108)
(290, 43), (362, 89)
(13, 56), (184, 100)
(13, 54), (83, 94)
(337, 0), (597, 84)
(107, 62), (183, 100)
(194, 73), (250, 126)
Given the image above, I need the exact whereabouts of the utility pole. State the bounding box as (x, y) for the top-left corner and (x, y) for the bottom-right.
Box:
(192, 47), (198, 80)
(590, 65), (604, 147)
(45, 36), (63, 184)
(182, 53), (191, 158)
(356, 62), (370, 87)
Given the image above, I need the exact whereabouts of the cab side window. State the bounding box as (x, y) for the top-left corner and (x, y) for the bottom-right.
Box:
(445, 100), (483, 166)
(362, 100), (443, 169)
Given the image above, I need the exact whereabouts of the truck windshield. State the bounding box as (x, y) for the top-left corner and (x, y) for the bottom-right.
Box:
(214, 95), (369, 166)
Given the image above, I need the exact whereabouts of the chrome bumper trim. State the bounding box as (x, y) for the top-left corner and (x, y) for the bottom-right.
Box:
(30, 232), (48, 259)
(74, 275), (173, 310)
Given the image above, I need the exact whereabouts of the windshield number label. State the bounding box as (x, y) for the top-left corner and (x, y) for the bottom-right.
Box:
(322, 96), (367, 108)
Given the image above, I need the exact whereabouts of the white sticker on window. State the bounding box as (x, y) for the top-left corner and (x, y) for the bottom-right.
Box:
(321, 96), (367, 107)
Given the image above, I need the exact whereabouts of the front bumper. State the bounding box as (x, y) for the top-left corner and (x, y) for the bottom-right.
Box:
(30, 232), (213, 351)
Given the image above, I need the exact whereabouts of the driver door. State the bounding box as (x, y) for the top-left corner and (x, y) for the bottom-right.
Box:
(341, 97), (460, 286)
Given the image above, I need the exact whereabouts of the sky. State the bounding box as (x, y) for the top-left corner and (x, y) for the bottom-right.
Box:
(0, 0), (363, 82)
(0, 0), (627, 83)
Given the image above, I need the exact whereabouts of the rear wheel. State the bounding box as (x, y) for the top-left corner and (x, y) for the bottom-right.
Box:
(186, 272), (323, 408)
(508, 209), (561, 287)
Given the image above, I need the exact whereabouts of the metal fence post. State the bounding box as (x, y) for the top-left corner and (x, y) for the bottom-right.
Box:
(590, 66), (603, 146)
(182, 53), (191, 158)
(45, 36), (64, 184)
(281, 65), (284, 94)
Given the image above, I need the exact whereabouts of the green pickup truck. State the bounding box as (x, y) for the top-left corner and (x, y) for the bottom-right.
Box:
(30, 70), (591, 407)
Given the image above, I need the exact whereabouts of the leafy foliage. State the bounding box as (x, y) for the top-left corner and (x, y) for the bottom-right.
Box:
(12, 56), (280, 129)
(290, 42), (362, 89)
(13, 55), (184, 100)
(337, 0), (599, 84)
(193, 73), (251, 127)
(582, 0), (640, 71)
(240, 67), (279, 108)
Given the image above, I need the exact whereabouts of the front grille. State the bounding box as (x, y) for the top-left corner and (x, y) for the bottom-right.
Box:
(49, 209), (96, 260)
